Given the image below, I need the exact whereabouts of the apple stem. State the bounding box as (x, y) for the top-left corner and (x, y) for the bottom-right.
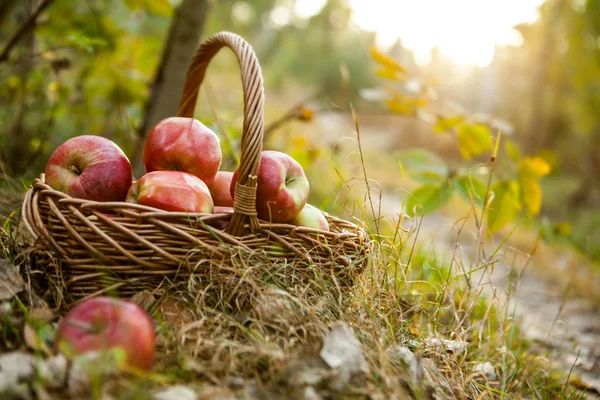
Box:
(69, 165), (81, 175)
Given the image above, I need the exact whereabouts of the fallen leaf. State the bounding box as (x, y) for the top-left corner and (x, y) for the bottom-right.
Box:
(0, 259), (25, 300)
(23, 322), (53, 356)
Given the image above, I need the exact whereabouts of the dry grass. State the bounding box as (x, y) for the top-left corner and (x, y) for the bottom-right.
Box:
(0, 128), (585, 399)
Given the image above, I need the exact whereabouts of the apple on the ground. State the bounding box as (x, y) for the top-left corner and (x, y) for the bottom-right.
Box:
(44, 135), (133, 202)
(208, 171), (234, 207)
(289, 203), (330, 231)
(54, 297), (156, 371)
(126, 170), (213, 213)
(230, 151), (309, 223)
(143, 117), (221, 185)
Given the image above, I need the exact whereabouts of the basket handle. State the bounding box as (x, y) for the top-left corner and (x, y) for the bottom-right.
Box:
(177, 31), (263, 235)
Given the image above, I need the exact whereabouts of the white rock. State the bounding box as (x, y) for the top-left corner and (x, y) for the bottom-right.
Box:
(300, 386), (322, 400)
(153, 385), (198, 400)
(0, 351), (35, 393)
(319, 324), (369, 385)
(474, 362), (497, 381)
(425, 338), (468, 354)
(39, 354), (68, 388)
(387, 346), (421, 384)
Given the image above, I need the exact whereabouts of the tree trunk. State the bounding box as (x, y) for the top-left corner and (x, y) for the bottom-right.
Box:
(131, 0), (210, 176)
(5, 0), (35, 175)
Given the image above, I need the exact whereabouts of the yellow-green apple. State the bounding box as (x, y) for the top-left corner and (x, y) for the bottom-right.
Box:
(208, 171), (234, 207)
(126, 170), (213, 213)
(143, 117), (221, 185)
(289, 203), (330, 231)
(44, 135), (133, 202)
(54, 297), (155, 371)
(230, 151), (309, 223)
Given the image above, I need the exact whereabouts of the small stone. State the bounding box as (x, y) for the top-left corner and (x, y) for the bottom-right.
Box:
(421, 358), (455, 399)
(425, 338), (468, 354)
(319, 323), (369, 389)
(299, 386), (322, 400)
(197, 385), (235, 400)
(474, 362), (497, 381)
(0, 302), (12, 317)
(225, 376), (245, 390)
(387, 346), (422, 384)
(153, 385), (198, 400)
(39, 354), (68, 389)
(0, 351), (35, 393)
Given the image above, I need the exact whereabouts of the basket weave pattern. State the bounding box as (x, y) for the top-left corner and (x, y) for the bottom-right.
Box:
(21, 32), (371, 307)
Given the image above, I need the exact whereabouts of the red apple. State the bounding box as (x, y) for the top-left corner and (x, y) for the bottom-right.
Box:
(126, 171), (213, 213)
(289, 203), (330, 231)
(54, 297), (156, 371)
(231, 151), (309, 223)
(213, 206), (234, 214)
(143, 117), (221, 185)
(208, 206), (233, 230)
(208, 171), (234, 207)
(44, 135), (133, 202)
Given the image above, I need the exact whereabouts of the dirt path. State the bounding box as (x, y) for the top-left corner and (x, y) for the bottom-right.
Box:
(313, 111), (600, 395)
(381, 193), (600, 397)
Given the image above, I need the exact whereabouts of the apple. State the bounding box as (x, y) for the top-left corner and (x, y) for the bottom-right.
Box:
(289, 203), (330, 231)
(208, 171), (234, 207)
(54, 297), (156, 371)
(213, 206), (234, 214)
(207, 206), (233, 230)
(143, 117), (221, 185)
(231, 150), (309, 223)
(44, 135), (133, 202)
(126, 170), (213, 213)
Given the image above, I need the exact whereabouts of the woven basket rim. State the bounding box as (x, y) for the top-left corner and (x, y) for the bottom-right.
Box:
(20, 32), (373, 308)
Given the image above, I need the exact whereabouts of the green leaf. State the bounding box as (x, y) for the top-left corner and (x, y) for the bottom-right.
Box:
(518, 175), (542, 215)
(434, 115), (465, 133)
(504, 139), (521, 163)
(487, 181), (522, 232)
(396, 150), (448, 184)
(453, 175), (487, 206)
(405, 183), (453, 215)
(457, 124), (493, 159)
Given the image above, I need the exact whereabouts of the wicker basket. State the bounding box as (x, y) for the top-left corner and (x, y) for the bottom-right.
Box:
(21, 32), (371, 309)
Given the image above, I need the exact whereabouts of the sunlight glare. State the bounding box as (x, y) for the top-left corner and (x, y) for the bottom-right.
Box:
(348, 0), (544, 67)
(294, 0), (327, 19)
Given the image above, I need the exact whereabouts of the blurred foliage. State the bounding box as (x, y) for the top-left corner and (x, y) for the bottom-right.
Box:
(372, 47), (551, 233)
(0, 0), (172, 177)
(0, 0), (598, 259)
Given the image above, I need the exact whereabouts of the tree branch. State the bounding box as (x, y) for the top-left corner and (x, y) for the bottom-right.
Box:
(0, 0), (54, 63)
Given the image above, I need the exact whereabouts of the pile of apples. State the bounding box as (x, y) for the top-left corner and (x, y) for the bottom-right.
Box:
(44, 117), (329, 231)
